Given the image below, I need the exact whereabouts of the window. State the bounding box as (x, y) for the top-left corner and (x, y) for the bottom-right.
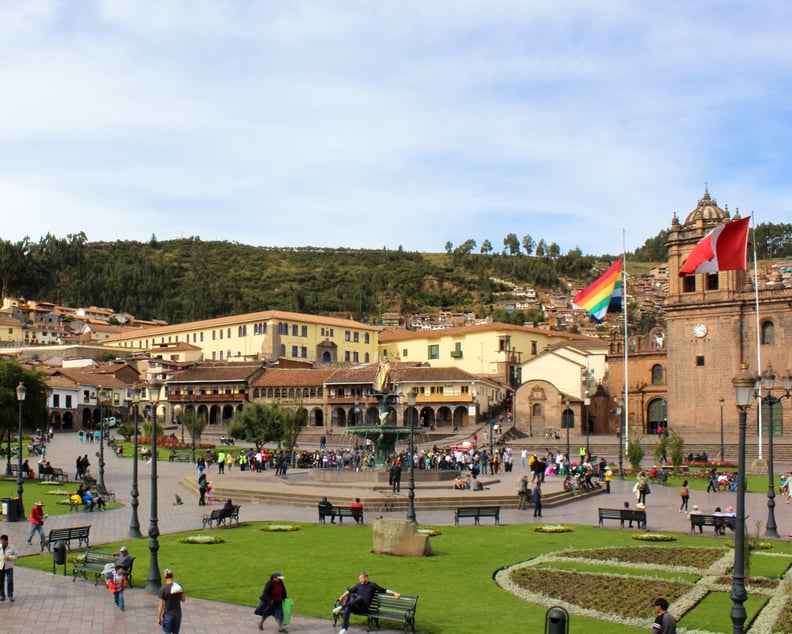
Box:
(364, 333), (370, 344)
(428, 344), (440, 360)
(212, 330), (216, 340)
(227, 328), (231, 338)
(762, 321), (775, 345)
(212, 351), (217, 360)
(292, 324), (298, 336)
(353, 351), (359, 363)
(302, 325), (307, 337)
(65, 395), (72, 408)
(219, 329), (223, 339)
(280, 344), (286, 356)
(683, 276), (696, 293)
(696, 356), (705, 367)
(651, 364), (664, 385)
(219, 351), (224, 359)
(301, 346), (308, 358)
(364, 352), (370, 363)
(353, 331), (359, 342)
(450, 342), (463, 358)
(706, 273), (719, 290)
(345, 330), (351, 342)
(345, 351), (351, 362)
(52, 394), (60, 407)
(292, 345), (298, 357)
(200, 332), (204, 342)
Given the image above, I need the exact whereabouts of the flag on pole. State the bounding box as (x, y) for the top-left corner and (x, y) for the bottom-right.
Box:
(573, 259), (623, 322)
(678, 216), (751, 277)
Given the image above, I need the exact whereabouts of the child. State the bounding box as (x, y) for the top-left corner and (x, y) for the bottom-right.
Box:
(206, 481), (213, 505)
(107, 564), (127, 611)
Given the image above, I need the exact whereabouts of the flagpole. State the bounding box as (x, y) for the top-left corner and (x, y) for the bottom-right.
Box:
(622, 229), (629, 472)
(751, 212), (763, 459)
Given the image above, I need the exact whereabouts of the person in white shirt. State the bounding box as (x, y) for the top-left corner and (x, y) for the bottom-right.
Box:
(0, 534), (18, 602)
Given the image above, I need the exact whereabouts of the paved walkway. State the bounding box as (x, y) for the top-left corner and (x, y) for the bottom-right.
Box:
(2, 432), (792, 632)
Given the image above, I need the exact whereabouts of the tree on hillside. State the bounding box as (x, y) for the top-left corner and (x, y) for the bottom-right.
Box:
(480, 239), (492, 255)
(0, 361), (50, 452)
(548, 242), (560, 259)
(521, 234), (535, 256)
(632, 229), (669, 262)
(535, 239), (547, 258)
(444, 241), (453, 255)
(503, 233), (520, 256)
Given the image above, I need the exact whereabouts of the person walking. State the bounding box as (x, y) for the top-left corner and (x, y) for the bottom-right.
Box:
(333, 571), (401, 634)
(254, 571), (288, 632)
(106, 564), (128, 611)
(0, 534), (18, 602)
(532, 482), (543, 517)
(651, 597), (677, 633)
(679, 480), (690, 512)
(26, 502), (46, 546)
(517, 475), (530, 510)
(157, 568), (186, 633)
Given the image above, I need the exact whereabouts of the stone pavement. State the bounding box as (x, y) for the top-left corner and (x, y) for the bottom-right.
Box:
(2, 432), (792, 632)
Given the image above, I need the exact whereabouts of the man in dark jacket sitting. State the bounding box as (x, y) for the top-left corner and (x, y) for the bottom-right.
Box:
(332, 571), (401, 634)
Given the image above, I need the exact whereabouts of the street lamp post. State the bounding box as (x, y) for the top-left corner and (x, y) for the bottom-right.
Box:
(98, 387), (107, 491)
(562, 396), (571, 468)
(5, 414), (12, 477)
(731, 363), (759, 634)
(616, 397), (625, 480)
(406, 389), (417, 524)
(146, 380), (162, 594)
(719, 397), (725, 462)
(191, 393), (198, 464)
(759, 365), (792, 538)
(128, 384), (143, 539)
(582, 368), (596, 457)
(16, 382), (26, 519)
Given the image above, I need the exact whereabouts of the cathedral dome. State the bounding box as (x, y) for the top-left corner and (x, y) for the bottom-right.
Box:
(683, 188), (730, 226)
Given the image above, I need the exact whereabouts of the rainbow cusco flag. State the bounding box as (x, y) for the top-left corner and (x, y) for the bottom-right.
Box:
(573, 259), (623, 322)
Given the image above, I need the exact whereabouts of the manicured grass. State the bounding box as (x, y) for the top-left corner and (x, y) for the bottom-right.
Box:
(533, 560), (701, 583)
(15, 520), (792, 633)
(679, 590), (768, 632)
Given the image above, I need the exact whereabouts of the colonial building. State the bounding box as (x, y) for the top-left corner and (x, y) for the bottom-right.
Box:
(103, 310), (379, 366)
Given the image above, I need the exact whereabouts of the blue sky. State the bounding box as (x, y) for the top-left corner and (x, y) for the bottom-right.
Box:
(1, 1), (791, 255)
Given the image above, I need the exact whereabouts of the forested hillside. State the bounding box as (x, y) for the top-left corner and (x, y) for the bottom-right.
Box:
(0, 221), (788, 325)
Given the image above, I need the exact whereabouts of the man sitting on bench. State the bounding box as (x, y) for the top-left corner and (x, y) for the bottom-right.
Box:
(332, 571), (401, 634)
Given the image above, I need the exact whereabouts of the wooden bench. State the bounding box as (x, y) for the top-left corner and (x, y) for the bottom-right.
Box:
(690, 514), (736, 535)
(597, 508), (647, 529)
(201, 505), (241, 528)
(454, 506), (500, 526)
(335, 507), (364, 525)
(220, 436), (235, 446)
(96, 483), (116, 502)
(42, 525), (91, 552)
(42, 467), (69, 482)
(333, 592), (419, 633)
(72, 550), (135, 586)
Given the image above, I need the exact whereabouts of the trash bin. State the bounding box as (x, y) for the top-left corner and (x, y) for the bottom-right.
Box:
(545, 606), (569, 634)
(2, 497), (18, 522)
(0, 497), (9, 519)
(53, 541), (67, 566)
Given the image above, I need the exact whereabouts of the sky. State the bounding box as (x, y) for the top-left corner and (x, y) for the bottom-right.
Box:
(1, 1), (791, 256)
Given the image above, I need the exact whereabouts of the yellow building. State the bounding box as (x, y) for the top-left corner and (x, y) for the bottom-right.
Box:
(378, 323), (597, 388)
(104, 310), (379, 366)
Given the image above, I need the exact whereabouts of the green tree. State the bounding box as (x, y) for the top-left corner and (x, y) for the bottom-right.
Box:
(0, 361), (50, 450)
(503, 233), (520, 256)
(521, 234), (535, 256)
(228, 402), (285, 450)
(627, 431), (645, 475)
(184, 409), (208, 446)
(535, 239), (547, 258)
(480, 239), (492, 255)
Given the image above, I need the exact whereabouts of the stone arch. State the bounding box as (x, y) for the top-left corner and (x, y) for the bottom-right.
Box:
(646, 398), (667, 435)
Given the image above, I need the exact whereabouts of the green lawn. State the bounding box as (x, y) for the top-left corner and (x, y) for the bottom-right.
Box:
(0, 479), (122, 516)
(13, 517), (792, 633)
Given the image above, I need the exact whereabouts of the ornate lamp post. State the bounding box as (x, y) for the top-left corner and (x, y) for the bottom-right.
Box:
(759, 365), (792, 538)
(176, 404), (184, 444)
(406, 389), (417, 524)
(128, 384), (143, 539)
(582, 368), (596, 457)
(146, 380), (162, 594)
(731, 363), (759, 634)
(191, 392), (198, 464)
(616, 397), (625, 480)
(16, 382), (26, 519)
(98, 387), (108, 490)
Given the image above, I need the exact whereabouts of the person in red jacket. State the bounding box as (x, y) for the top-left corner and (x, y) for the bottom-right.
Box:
(26, 502), (46, 546)
(350, 498), (364, 525)
(107, 564), (128, 611)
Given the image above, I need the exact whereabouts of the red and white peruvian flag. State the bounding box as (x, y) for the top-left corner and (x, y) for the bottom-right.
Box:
(679, 216), (751, 277)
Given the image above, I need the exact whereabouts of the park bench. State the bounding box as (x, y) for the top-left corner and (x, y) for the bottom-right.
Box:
(72, 549), (135, 586)
(42, 525), (91, 552)
(169, 450), (192, 462)
(690, 514), (736, 535)
(335, 507), (364, 525)
(96, 483), (116, 502)
(454, 506), (500, 526)
(333, 592), (419, 633)
(220, 436), (235, 446)
(42, 466), (69, 482)
(201, 505), (241, 528)
(597, 507), (647, 529)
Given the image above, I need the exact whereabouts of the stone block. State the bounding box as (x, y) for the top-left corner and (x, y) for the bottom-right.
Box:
(372, 518), (431, 557)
